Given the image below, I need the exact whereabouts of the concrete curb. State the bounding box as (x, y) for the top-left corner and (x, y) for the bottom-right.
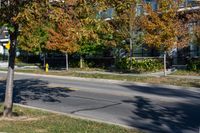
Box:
(14, 103), (136, 130)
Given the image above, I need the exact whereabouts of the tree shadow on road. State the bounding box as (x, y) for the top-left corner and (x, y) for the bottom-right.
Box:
(122, 84), (200, 99)
(121, 84), (200, 133)
(0, 79), (73, 104)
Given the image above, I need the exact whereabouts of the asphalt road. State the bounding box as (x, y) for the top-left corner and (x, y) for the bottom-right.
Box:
(0, 72), (200, 133)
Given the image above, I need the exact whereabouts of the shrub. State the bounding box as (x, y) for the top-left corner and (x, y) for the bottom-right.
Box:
(0, 54), (8, 61)
(187, 59), (200, 72)
(83, 60), (96, 68)
(115, 58), (130, 70)
(131, 59), (163, 73)
(115, 58), (163, 73)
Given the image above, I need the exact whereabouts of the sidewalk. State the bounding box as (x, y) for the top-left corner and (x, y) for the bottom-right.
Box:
(75, 69), (200, 79)
(168, 75), (200, 80)
(75, 69), (174, 77)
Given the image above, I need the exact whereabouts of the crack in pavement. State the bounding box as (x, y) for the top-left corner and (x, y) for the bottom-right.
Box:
(70, 103), (121, 114)
(70, 95), (119, 103)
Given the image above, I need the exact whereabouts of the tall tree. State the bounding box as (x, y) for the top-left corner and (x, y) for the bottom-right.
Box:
(140, 0), (189, 75)
(74, 0), (142, 68)
(104, 0), (143, 68)
(0, 0), (77, 117)
(18, 1), (79, 70)
(0, 0), (35, 117)
(46, 11), (80, 70)
(75, 0), (116, 68)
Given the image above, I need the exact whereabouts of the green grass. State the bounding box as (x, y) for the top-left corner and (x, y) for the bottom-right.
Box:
(170, 70), (200, 76)
(72, 73), (200, 88)
(15, 62), (40, 67)
(0, 105), (140, 133)
(1, 68), (200, 88)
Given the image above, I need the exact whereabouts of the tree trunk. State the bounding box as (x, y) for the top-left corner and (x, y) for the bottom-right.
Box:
(3, 25), (18, 117)
(43, 53), (46, 70)
(163, 51), (167, 76)
(129, 38), (133, 70)
(66, 53), (69, 71)
(129, 4), (135, 70)
(80, 56), (84, 69)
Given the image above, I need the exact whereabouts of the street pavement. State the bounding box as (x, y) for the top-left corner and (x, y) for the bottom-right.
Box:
(0, 72), (200, 133)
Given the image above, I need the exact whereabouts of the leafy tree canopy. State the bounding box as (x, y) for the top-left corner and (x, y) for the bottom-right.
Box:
(16, 0), (79, 54)
(140, 0), (189, 51)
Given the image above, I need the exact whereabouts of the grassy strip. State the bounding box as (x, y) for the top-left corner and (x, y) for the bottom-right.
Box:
(0, 105), (140, 133)
(1, 69), (200, 88)
(72, 73), (200, 88)
(170, 70), (200, 76)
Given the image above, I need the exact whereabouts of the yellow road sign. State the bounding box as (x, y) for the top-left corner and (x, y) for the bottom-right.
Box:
(5, 41), (10, 50)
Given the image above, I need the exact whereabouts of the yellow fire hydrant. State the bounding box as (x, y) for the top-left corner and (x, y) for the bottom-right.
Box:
(45, 63), (49, 72)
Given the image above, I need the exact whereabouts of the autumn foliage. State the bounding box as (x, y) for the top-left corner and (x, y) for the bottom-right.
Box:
(140, 0), (189, 51)
(47, 20), (79, 53)
(194, 26), (200, 45)
(190, 12), (200, 45)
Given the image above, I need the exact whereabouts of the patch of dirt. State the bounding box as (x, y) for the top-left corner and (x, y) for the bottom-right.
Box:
(35, 129), (48, 133)
(0, 116), (46, 122)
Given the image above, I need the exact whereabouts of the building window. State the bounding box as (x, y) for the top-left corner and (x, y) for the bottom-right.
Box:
(98, 8), (115, 20)
(136, 4), (143, 16)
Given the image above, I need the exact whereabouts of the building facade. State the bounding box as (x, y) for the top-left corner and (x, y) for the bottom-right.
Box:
(0, 27), (9, 56)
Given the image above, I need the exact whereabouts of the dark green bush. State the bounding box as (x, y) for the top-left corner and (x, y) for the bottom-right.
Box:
(115, 58), (130, 70)
(83, 60), (96, 68)
(0, 54), (8, 61)
(132, 59), (163, 73)
(187, 59), (200, 72)
(115, 58), (163, 73)
(0, 54), (2, 60)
